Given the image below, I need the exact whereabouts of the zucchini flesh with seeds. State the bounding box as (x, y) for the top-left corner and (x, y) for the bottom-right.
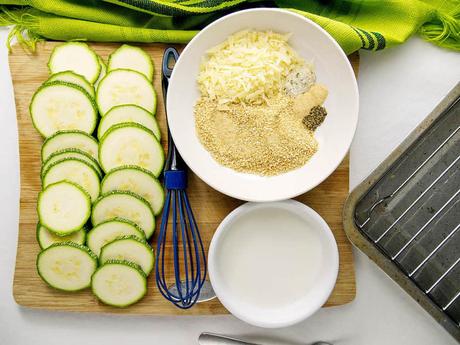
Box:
(30, 81), (97, 138)
(41, 148), (102, 179)
(36, 222), (86, 250)
(92, 191), (155, 239)
(47, 71), (95, 98)
(42, 130), (99, 162)
(37, 242), (97, 291)
(48, 42), (101, 83)
(38, 181), (91, 235)
(101, 166), (164, 215)
(96, 69), (156, 116)
(97, 104), (160, 140)
(98, 123), (164, 176)
(91, 260), (147, 307)
(108, 45), (154, 81)
(42, 158), (101, 202)
(99, 235), (154, 275)
(86, 218), (145, 256)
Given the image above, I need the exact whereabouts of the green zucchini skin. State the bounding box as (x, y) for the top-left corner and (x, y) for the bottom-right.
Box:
(100, 165), (165, 215)
(107, 44), (154, 81)
(91, 259), (147, 307)
(48, 42), (101, 84)
(41, 148), (102, 179)
(41, 157), (101, 202)
(41, 130), (99, 162)
(96, 68), (156, 116)
(98, 122), (164, 176)
(99, 235), (154, 275)
(86, 217), (146, 256)
(91, 190), (156, 239)
(36, 241), (98, 292)
(30, 81), (98, 138)
(47, 71), (96, 98)
(94, 56), (107, 90)
(97, 104), (160, 140)
(36, 222), (86, 250)
(38, 181), (92, 236)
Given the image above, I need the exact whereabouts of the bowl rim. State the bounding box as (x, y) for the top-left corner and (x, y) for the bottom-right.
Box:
(167, 8), (359, 202)
(208, 200), (339, 328)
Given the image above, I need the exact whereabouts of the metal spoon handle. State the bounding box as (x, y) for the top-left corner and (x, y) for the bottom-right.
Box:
(198, 333), (333, 345)
(199, 333), (260, 345)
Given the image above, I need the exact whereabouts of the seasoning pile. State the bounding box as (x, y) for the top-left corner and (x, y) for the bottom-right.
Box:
(195, 30), (328, 176)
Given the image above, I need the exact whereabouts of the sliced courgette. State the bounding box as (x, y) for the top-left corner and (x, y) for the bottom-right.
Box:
(91, 260), (147, 307)
(94, 56), (106, 91)
(99, 235), (154, 275)
(97, 104), (160, 140)
(37, 242), (97, 291)
(101, 166), (164, 215)
(48, 42), (101, 84)
(92, 191), (155, 239)
(38, 181), (91, 235)
(41, 130), (99, 162)
(41, 148), (102, 179)
(96, 69), (156, 116)
(86, 218), (145, 256)
(98, 123), (164, 176)
(30, 81), (97, 138)
(42, 158), (101, 202)
(107, 45), (154, 81)
(36, 222), (86, 250)
(47, 71), (95, 98)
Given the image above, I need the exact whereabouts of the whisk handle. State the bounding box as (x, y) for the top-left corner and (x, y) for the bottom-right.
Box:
(161, 47), (186, 172)
(164, 170), (187, 189)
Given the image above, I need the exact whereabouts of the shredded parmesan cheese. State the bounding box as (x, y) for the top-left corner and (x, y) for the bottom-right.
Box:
(197, 30), (305, 105)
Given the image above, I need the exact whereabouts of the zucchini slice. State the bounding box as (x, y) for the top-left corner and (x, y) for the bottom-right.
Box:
(91, 260), (147, 307)
(96, 69), (156, 116)
(38, 181), (91, 235)
(92, 191), (155, 239)
(99, 235), (154, 275)
(107, 45), (154, 81)
(36, 222), (86, 250)
(37, 242), (97, 291)
(101, 166), (164, 215)
(41, 148), (102, 179)
(42, 158), (101, 202)
(99, 123), (164, 176)
(47, 71), (95, 98)
(86, 218), (145, 256)
(48, 42), (101, 84)
(42, 130), (99, 162)
(30, 81), (97, 138)
(94, 56), (106, 91)
(97, 104), (160, 140)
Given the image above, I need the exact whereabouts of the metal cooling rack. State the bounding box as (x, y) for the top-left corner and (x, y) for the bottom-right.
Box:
(344, 83), (460, 341)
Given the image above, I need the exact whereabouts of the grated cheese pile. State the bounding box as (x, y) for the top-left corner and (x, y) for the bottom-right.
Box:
(197, 30), (305, 105)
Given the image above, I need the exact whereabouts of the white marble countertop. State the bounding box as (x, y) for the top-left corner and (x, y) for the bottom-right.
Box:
(0, 28), (459, 344)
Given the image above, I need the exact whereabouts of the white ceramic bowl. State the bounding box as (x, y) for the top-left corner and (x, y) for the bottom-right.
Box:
(167, 8), (359, 202)
(208, 200), (339, 328)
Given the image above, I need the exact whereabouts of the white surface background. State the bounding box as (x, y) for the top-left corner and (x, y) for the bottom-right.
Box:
(1, 28), (459, 344)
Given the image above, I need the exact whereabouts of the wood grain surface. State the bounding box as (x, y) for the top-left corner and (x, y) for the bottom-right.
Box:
(10, 42), (358, 315)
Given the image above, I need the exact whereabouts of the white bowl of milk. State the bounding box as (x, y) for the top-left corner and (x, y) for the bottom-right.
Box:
(208, 200), (339, 328)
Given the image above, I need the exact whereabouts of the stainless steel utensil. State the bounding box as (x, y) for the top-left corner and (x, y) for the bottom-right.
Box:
(198, 332), (332, 345)
(344, 82), (460, 341)
(155, 47), (208, 309)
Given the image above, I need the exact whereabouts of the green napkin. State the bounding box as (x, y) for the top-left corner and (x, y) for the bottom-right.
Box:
(0, 0), (458, 54)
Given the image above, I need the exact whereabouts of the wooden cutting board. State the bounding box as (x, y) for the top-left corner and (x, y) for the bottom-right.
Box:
(10, 42), (357, 315)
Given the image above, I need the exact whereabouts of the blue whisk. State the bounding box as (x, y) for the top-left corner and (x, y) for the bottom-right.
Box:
(155, 47), (207, 309)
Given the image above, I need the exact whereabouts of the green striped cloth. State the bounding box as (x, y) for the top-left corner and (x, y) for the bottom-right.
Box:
(0, 0), (459, 54)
